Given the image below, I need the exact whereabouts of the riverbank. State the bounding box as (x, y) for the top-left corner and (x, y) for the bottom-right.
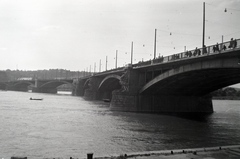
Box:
(212, 96), (240, 100)
(37, 145), (240, 159)
(11, 145), (240, 159)
(94, 145), (240, 159)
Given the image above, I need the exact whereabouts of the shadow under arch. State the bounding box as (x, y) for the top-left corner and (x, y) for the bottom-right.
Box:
(97, 74), (122, 101)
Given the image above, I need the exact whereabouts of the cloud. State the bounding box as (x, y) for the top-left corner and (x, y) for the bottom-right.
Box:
(37, 25), (62, 32)
(0, 47), (8, 51)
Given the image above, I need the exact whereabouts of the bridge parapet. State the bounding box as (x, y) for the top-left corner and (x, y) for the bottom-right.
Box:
(133, 39), (240, 68)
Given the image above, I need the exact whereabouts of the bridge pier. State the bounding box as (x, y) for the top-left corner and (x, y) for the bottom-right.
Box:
(110, 92), (213, 113)
(84, 89), (99, 100)
(110, 67), (213, 114)
(32, 87), (57, 93)
(138, 94), (213, 113)
(110, 91), (138, 111)
(75, 79), (87, 96)
(83, 77), (102, 100)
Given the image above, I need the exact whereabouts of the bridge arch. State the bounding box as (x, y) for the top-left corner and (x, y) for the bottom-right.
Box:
(83, 79), (90, 90)
(10, 81), (35, 91)
(140, 58), (240, 96)
(13, 81), (34, 87)
(98, 74), (121, 100)
(35, 80), (73, 93)
(98, 74), (121, 90)
(39, 80), (73, 88)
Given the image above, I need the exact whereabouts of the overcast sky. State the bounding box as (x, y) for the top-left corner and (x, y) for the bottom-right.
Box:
(0, 0), (239, 71)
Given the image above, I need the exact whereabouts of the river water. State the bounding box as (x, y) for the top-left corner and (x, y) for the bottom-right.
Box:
(0, 91), (240, 159)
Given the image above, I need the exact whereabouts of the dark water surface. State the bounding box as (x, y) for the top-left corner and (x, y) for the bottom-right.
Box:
(0, 91), (240, 158)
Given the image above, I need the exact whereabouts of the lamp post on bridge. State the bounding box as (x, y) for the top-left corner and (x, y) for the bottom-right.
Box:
(99, 59), (101, 72)
(94, 62), (96, 73)
(115, 50), (118, 69)
(131, 42), (133, 65)
(154, 29), (157, 59)
(106, 56), (108, 71)
(202, 2), (205, 49)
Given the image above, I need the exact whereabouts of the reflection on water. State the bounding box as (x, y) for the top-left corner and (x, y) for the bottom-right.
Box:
(0, 91), (240, 159)
(57, 91), (72, 95)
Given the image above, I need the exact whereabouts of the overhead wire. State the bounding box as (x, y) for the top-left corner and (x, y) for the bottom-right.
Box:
(110, 2), (239, 63)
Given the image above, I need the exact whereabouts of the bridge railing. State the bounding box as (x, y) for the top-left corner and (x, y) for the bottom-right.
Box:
(84, 39), (239, 77)
(133, 38), (240, 68)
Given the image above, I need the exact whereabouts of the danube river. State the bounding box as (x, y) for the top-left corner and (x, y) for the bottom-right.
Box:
(0, 91), (240, 159)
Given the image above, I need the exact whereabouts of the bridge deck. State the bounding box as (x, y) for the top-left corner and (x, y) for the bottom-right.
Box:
(78, 38), (240, 79)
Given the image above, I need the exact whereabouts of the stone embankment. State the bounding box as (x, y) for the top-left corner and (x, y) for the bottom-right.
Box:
(11, 145), (240, 159)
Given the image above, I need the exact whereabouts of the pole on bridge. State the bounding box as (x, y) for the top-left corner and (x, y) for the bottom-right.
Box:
(115, 50), (118, 69)
(202, 2), (205, 49)
(131, 41), (133, 65)
(221, 35), (224, 50)
(94, 62), (96, 73)
(154, 29), (157, 59)
(99, 59), (101, 72)
(106, 56), (108, 71)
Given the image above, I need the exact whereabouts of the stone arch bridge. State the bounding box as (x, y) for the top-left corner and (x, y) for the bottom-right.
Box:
(76, 39), (240, 113)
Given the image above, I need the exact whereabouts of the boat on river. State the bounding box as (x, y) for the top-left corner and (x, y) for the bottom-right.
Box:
(103, 98), (110, 102)
(30, 97), (43, 101)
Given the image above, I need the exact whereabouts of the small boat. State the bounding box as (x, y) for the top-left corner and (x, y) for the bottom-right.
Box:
(103, 99), (110, 102)
(30, 97), (43, 101)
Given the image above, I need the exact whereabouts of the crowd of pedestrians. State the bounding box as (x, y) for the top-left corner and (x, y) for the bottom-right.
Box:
(185, 38), (238, 58)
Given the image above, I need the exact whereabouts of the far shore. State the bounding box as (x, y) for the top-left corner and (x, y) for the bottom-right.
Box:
(212, 96), (240, 100)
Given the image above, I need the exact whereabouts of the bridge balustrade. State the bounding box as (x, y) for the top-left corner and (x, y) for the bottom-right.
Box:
(132, 38), (239, 68)
(89, 39), (239, 74)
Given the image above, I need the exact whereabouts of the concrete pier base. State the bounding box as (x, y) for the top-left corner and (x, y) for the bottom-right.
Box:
(110, 92), (138, 111)
(84, 89), (98, 100)
(110, 92), (213, 113)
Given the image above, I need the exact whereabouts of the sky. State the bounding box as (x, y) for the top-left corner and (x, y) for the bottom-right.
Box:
(0, 0), (240, 72)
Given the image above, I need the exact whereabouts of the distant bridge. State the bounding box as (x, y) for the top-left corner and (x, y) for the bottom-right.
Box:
(76, 38), (240, 113)
(0, 79), (75, 93)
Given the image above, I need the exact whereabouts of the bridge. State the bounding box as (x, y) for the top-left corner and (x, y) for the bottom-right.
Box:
(76, 38), (240, 113)
(0, 79), (75, 94)
(1, 39), (239, 113)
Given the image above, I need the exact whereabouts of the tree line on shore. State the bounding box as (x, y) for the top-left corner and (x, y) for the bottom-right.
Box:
(211, 87), (240, 99)
(0, 69), (91, 81)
